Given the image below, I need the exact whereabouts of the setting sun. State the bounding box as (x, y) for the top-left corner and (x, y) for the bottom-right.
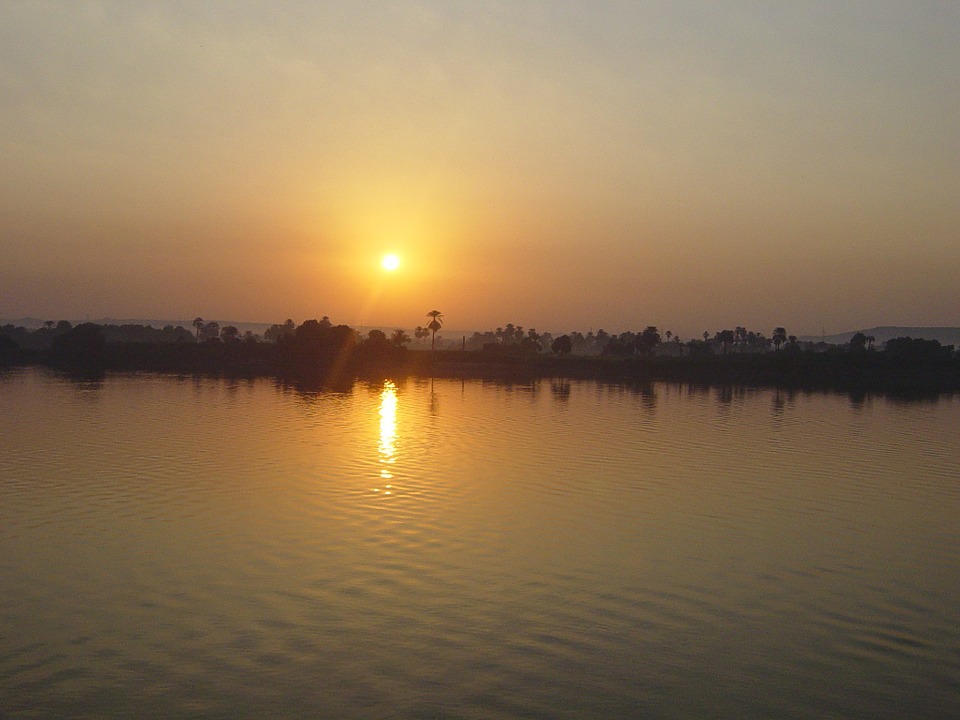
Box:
(381, 253), (400, 271)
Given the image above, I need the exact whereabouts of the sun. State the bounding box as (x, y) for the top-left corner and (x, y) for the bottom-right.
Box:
(381, 253), (400, 271)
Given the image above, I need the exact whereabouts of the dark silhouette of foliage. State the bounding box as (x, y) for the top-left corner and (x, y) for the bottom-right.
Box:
(602, 335), (633, 357)
(276, 319), (357, 383)
(264, 319), (296, 343)
(199, 321), (220, 343)
(772, 327), (787, 350)
(0, 333), (18, 364)
(849, 332), (868, 352)
(414, 325), (429, 347)
(366, 329), (388, 345)
(551, 335), (573, 355)
(426, 310), (443, 350)
(351, 328), (410, 367)
(717, 329), (735, 355)
(519, 334), (542, 354)
(636, 326), (662, 355)
(4, 313), (958, 396)
(391, 329), (411, 348)
(884, 337), (951, 362)
(50, 323), (106, 368)
(220, 326), (241, 344)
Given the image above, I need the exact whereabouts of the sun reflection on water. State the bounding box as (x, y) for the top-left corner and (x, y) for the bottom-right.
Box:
(375, 380), (397, 494)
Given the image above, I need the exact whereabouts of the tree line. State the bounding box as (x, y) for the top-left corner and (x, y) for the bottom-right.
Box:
(2, 314), (957, 395)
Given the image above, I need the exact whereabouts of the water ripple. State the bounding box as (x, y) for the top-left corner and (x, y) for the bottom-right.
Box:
(1, 370), (958, 718)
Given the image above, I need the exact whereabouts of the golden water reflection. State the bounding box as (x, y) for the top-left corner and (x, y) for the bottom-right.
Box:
(375, 380), (397, 494)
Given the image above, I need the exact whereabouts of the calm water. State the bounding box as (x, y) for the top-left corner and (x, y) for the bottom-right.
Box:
(1, 367), (959, 719)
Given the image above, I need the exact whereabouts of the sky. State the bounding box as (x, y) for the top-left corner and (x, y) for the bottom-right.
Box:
(2, 1), (959, 338)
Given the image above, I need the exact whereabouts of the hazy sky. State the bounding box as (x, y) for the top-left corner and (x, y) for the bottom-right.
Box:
(2, 1), (958, 337)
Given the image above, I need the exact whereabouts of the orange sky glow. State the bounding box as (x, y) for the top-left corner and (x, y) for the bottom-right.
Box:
(2, 2), (959, 338)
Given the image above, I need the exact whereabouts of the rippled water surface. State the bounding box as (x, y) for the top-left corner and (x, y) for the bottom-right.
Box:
(2, 368), (959, 718)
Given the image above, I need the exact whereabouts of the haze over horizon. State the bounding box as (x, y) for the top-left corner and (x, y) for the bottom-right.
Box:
(3, 2), (958, 339)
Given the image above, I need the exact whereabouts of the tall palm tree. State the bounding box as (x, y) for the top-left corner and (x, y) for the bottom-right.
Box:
(193, 317), (204, 343)
(734, 326), (747, 351)
(772, 327), (787, 351)
(426, 310), (443, 350)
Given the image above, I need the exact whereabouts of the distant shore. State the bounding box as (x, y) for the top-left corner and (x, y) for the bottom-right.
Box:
(3, 330), (959, 398)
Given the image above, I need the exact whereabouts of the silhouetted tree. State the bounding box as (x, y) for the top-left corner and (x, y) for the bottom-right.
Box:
(551, 335), (573, 355)
(414, 325), (429, 347)
(717, 329), (735, 355)
(426, 310), (443, 350)
(602, 335), (633, 356)
(519, 333), (542, 354)
(636, 326), (662, 355)
(391, 329), (411, 348)
(284, 319), (356, 377)
(849, 332), (868, 352)
(772, 327), (787, 350)
(265, 319), (296, 343)
(595, 329), (610, 352)
(200, 321), (220, 343)
(220, 326), (241, 344)
(884, 337), (949, 362)
(50, 323), (106, 367)
(687, 339), (712, 357)
(734, 326), (747, 351)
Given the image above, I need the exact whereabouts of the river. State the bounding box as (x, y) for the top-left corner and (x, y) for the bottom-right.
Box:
(1, 368), (958, 718)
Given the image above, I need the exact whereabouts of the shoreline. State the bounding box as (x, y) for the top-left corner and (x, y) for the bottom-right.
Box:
(4, 342), (959, 399)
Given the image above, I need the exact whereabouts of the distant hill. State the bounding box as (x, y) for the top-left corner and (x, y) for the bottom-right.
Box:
(0, 317), (47, 329)
(809, 327), (960, 347)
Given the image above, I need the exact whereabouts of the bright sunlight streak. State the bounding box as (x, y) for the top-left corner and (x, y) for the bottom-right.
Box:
(381, 253), (400, 272)
(376, 380), (398, 489)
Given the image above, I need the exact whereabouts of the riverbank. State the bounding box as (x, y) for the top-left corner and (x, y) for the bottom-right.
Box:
(5, 339), (959, 398)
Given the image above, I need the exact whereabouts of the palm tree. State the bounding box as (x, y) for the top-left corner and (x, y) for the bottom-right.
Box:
(717, 329), (735, 355)
(193, 317), (204, 343)
(390, 329), (410, 348)
(426, 310), (443, 350)
(772, 327), (787, 350)
(734, 326), (747, 352)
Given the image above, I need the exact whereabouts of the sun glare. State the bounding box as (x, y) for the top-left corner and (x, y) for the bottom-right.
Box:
(381, 253), (400, 271)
